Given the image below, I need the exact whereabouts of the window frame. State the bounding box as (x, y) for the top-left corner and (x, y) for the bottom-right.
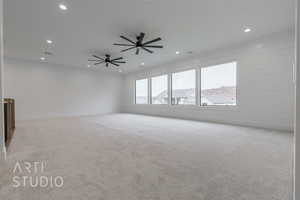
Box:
(170, 68), (198, 106)
(134, 78), (149, 105)
(199, 61), (238, 107)
(133, 60), (238, 110)
(150, 74), (169, 105)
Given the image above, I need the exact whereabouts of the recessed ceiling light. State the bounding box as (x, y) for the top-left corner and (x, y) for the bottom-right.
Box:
(118, 69), (122, 73)
(87, 65), (91, 68)
(244, 28), (251, 33)
(59, 3), (68, 10)
(46, 40), (53, 44)
(40, 57), (45, 61)
(176, 51), (180, 55)
(141, 62), (145, 66)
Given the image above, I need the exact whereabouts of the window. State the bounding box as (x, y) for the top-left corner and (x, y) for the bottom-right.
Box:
(135, 79), (148, 104)
(151, 75), (168, 104)
(171, 69), (196, 105)
(201, 62), (237, 106)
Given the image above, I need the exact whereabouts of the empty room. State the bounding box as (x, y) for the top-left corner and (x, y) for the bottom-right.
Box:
(0, 0), (299, 199)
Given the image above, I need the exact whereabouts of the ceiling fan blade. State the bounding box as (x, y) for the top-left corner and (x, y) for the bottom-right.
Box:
(93, 55), (104, 60)
(110, 62), (120, 67)
(106, 63), (109, 67)
(143, 37), (162, 45)
(111, 57), (123, 61)
(112, 61), (126, 63)
(142, 47), (153, 53)
(94, 61), (105, 65)
(121, 46), (136, 52)
(120, 35), (136, 44)
(113, 43), (135, 47)
(88, 59), (101, 61)
(136, 48), (140, 55)
(143, 45), (163, 48)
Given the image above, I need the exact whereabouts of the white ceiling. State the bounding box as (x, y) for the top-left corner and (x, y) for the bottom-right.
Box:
(4, 0), (295, 73)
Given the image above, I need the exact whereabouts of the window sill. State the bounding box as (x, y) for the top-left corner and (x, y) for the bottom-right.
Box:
(133, 104), (239, 111)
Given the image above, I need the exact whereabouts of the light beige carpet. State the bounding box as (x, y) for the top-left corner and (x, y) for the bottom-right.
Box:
(0, 114), (293, 200)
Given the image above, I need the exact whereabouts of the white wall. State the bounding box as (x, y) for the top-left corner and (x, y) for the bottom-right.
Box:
(122, 31), (295, 131)
(4, 59), (123, 121)
(294, 0), (299, 199)
(0, 0), (4, 159)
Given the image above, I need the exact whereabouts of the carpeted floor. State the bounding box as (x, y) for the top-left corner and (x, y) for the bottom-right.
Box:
(0, 114), (293, 200)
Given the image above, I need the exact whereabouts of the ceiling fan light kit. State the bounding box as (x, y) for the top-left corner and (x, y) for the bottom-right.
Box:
(89, 32), (163, 69)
